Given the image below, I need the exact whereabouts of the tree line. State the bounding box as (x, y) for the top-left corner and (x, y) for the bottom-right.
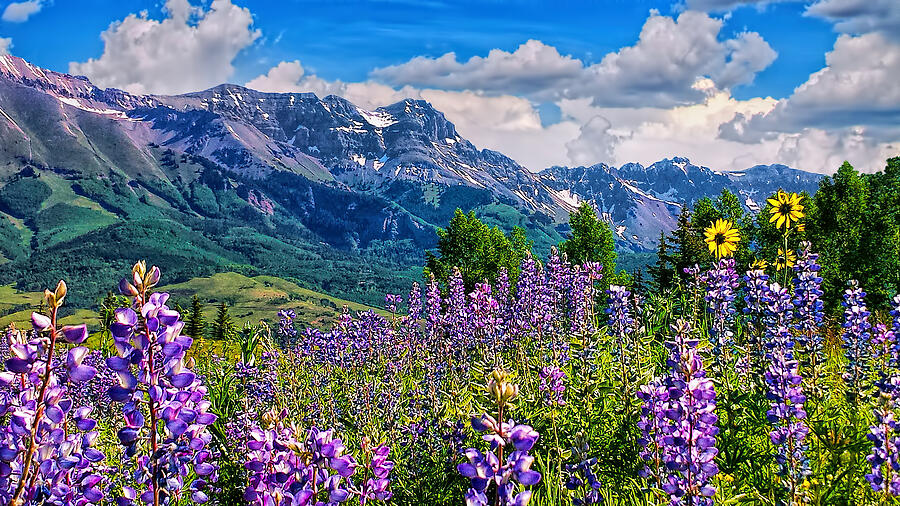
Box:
(425, 157), (900, 313)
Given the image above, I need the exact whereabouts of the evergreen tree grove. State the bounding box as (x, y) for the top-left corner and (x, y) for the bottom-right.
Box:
(212, 301), (235, 342)
(185, 295), (207, 340)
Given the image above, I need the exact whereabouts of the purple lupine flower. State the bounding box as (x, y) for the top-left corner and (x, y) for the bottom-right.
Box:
(447, 268), (470, 356)
(641, 319), (719, 505)
(469, 282), (500, 333)
(354, 440), (395, 504)
(407, 282), (423, 322)
(607, 285), (636, 398)
(564, 435), (603, 505)
(606, 285), (634, 341)
(277, 309), (298, 345)
(764, 282), (809, 501)
(701, 258), (739, 358)
(0, 281), (106, 506)
(571, 262), (602, 335)
(539, 365), (566, 407)
(546, 248), (574, 332)
(458, 371), (540, 506)
(892, 295), (900, 367)
(792, 244), (824, 361)
(457, 414), (541, 506)
(873, 324), (897, 373)
(866, 374), (900, 495)
(493, 268), (515, 349)
(842, 280), (872, 396)
(636, 379), (667, 488)
(109, 262), (217, 505)
(385, 294), (402, 314)
(514, 253), (552, 340)
(245, 411), (394, 506)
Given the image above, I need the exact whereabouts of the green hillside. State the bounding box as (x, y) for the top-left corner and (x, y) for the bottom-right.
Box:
(0, 271), (375, 331)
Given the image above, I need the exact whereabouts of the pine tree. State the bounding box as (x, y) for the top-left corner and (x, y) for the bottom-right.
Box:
(212, 302), (235, 342)
(670, 207), (706, 283)
(184, 295), (206, 340)
(648, 231), (675, 292)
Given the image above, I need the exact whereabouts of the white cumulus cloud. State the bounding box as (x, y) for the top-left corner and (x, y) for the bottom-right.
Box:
(720, 32), (900, 144)
(371, 40), (584, 96)
(2, 1), (43, 23)
(805, 0), (900, 40)
(372, 11), (777, 107)
(69, 0), (260, 95)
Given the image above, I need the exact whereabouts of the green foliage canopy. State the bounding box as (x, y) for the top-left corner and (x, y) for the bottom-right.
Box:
(558, 202), (617, 286)
(425, 209), (532, 291)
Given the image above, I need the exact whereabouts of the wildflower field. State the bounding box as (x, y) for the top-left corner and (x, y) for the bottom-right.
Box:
(2, 177), (900, 506)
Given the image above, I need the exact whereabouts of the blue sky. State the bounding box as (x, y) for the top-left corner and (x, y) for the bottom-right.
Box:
(0, 0), (897, 172)
(8, 0), (834, 99)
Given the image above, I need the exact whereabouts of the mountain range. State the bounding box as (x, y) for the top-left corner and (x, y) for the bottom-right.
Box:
(0, 54), (823, 305)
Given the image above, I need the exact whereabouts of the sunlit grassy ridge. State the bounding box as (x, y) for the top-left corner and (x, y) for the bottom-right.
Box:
(161, 272), (376, 326)
(0, 272), (374, 331)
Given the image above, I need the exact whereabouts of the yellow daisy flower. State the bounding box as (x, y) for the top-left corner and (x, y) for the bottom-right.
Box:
(767, 190), (804, 231)
(703, 219), (740, 259)
(775, 248), (797, 271)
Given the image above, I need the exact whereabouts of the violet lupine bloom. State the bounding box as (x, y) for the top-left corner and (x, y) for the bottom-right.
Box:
(0, 284), (104, 504)
(0, 294), (106, 506)
(701, 258), (738, 358)
(469, 283), (500, 335)
(649, 319), (719, 505)
(564, 435), (603, 505)
(546, 248), (573, 329)
(244, 419), (354, 505)
(457, 414), (541, 506)
(565, 432), (604, 506)
(110, 263), (217, 505)
(636, 379), (667, 488)
(407, 282), (422, 323)
(792, 245), (824, 359)
(866, 374), (900, 495)
(353, 441), (395, 504)
(539, 365), (566, 407)
(244, 412), (393, 506)
(514, 253), (551, 340)
(277, 309), (298, 345)
(873, 324), (897, 372)
(494, 268), (515, 348)
(892, 295), (900, 367)
(741, 269), (773, 385)
(842, 280), (873, 396)
(763, 283), (809, 502)
(571, 262), (602, 335)
(606, 285), (634, 346)
(384, 294), (402, 314)
(607, 285), (635, 396)
(446, 268), (470, 354)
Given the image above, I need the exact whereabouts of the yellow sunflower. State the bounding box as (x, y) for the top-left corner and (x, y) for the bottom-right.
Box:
(703, 219), (740, 259)
(767, 190), (804, 231)
(775, 248), (796, 271)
